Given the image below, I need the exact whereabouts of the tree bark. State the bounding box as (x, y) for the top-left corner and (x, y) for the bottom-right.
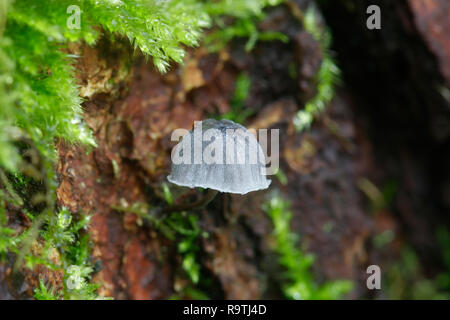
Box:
(2, 0), (448, 299)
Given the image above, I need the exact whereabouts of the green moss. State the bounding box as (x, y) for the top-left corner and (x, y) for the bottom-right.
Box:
(385, 239), (450, 300)
(205, 0), (288, 52)
(34, 279), (60, 300)
(293, 6), (341, 132)
(385, 227), (450, 300)
(222, 73), (254, 124)
(170, 286), (210, 300)
(31, 208), (106, 300)
(168, 212), (203, 284)
(263, 195), (353, 299)
(0, 206), (20, 260)
(274, 168), (288, 185)
(157, 185), (204, 285)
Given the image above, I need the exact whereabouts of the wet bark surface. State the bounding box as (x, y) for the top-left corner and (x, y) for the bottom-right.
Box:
(1, 0), (448, 299)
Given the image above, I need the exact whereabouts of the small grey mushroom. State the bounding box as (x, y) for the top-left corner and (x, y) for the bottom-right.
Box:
(168, 119), (271, 196)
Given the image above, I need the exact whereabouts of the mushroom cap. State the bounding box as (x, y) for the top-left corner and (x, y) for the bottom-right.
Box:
(167, 119), (271, 195)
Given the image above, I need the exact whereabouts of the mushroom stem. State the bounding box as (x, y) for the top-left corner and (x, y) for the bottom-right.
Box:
(157, 189), (219, 215)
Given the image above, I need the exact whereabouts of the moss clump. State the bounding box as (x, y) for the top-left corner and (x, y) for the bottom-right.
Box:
(293, 6), (341, 132)
(31, 208), (103, 300)
(221, 73), (254, 124)
(263, 195), (352, 299)
(384, 228), (450, 300)
(205, 0), (288, 52)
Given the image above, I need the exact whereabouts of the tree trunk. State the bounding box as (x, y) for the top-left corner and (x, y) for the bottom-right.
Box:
(2, 0), (448, 299)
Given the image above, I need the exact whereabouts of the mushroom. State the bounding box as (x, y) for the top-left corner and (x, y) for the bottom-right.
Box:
(163, 119), (271, 213)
